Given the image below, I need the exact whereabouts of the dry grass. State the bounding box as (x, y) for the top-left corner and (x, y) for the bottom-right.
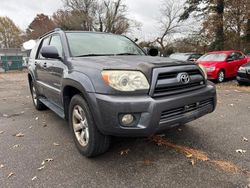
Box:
(151, 136), (250, 178)
(151, 136), (209, 161)
(211, 160), (240, 174)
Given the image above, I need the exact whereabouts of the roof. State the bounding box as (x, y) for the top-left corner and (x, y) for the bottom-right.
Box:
(207, 50), (242, 55)
(40, 28), (116, 39)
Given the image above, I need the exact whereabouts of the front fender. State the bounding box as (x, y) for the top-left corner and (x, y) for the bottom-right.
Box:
(62, 71), (95, 93)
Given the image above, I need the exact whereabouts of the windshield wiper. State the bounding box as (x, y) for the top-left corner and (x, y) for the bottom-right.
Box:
(75, 54), (113, 57)
(115, 53), (138, 56)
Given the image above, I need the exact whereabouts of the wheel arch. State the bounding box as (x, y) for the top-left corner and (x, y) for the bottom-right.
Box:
(62, 76), (95, 121)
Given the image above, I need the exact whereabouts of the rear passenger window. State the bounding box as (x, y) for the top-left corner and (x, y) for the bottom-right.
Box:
(50, 35), (63, 57)
(36, 37), (51, 59)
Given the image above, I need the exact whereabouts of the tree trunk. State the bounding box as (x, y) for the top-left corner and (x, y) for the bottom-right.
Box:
(214, 0), (224, 50)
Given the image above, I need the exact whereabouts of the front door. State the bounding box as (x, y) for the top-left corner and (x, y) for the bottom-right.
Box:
(42, 34), (66, 107)
(35, 36), (51, 96)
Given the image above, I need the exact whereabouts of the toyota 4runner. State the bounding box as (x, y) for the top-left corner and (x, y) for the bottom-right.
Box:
(28, 29), (217, 157)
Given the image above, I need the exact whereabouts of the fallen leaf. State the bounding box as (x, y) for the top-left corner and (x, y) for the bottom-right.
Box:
(190, 159), (195, 166)
(120, 149), (130, 156)
(236, 149), (247, 154)
(45, 158), (53, 162)
(157, 134), (165, 137)
(13, 144), (20, 148)
(242, 137), (248, 142)
(41, 158), (54, 166)
(38, 166), (45, 171)
(0, 131), (4, 134)
(186, 153), (193, 158)
(144, 160), (153, 165)
(32, 176), (37, 181)
(7, 172), (14, 178)
(53, 143), (60, 146)
(13, 133), (24, 137)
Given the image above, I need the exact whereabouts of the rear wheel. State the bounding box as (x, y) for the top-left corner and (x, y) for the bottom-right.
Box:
(237, 80), (247, 86)
(217, 70), (225, 83)
(69, 94), (110, 157)
(30, 81), (47, 110)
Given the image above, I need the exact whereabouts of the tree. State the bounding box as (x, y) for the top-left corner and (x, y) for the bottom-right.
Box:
(181, 0), (225, 50)
(155, 0), (185, 56)
(62, 0), (138, 34)
(97, 0), (131, 34)
(63, 0), (97, 31)
(53, 10), (85, 30)
(0, 16), (22, 48)
(26, 14), (56, 39)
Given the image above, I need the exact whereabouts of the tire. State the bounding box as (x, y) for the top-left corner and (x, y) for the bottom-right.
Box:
(217, 70), (225, 83)
(237, 80), (246, 86)
(69, 94), (110, 157)
(30, 81), (47, 111)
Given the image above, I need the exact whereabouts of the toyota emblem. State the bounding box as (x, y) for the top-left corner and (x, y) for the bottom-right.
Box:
(178, 73), (190, 84)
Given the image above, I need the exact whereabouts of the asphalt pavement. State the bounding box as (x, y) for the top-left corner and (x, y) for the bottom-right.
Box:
(0, 72), (249, 188)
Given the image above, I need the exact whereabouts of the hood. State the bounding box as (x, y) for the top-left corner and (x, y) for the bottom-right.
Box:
(197, 61), (223, 67)
(71, 55), (195, 79)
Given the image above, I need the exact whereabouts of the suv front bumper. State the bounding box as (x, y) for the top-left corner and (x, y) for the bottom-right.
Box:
(88, 82), (216, 137)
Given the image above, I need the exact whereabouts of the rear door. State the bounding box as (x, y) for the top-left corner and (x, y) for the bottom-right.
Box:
(237, 52), (248, 67)
(226, 53), (240, 77)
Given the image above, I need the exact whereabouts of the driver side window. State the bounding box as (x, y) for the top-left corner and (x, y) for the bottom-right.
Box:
(228, 53), (238, 61)
(49, 35), (63, 57)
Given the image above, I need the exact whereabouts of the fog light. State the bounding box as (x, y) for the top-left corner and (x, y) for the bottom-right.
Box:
(121, 114), (134, 126)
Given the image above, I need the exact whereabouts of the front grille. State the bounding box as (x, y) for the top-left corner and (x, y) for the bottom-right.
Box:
(151, 66), (205, 97)
(160, 98), (214, 122)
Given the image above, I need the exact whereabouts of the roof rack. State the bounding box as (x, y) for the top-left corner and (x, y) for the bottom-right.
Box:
(39, 28), (63, 39)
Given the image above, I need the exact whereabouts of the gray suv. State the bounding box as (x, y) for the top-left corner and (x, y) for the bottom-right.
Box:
(28, 29), (216, 157)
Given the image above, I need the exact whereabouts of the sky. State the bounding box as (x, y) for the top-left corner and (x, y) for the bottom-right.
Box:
(0, 0), (164, 40)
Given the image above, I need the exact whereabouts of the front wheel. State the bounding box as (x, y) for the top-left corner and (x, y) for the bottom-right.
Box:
(69, 94), (110, 157)
(217, 70), (225, 83)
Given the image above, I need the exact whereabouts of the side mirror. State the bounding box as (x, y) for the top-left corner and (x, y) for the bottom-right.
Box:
(227, 58), (233, 62)
(41, 46), (60, 59)
(147, 48), (159, 57)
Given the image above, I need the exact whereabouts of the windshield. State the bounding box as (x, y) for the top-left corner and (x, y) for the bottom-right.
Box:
(198, 53), (227, 61)
(170, 54), (190, 61)
(66, 32), (145, 57)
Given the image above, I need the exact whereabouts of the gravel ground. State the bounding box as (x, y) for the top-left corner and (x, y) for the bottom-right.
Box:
(0, 72), (249, 188)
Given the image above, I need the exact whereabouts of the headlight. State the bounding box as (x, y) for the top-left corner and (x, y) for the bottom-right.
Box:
(102, 70), (150, 91)
(198, 64), (208, 80)
(206, 66), (216, 72)
(238, 66), (246, 73)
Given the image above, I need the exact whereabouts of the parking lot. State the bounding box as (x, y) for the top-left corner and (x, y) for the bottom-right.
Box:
(0, 71), (249, 188)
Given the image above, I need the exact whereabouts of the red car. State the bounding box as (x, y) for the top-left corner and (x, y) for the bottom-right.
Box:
(197, 50), (249, 82)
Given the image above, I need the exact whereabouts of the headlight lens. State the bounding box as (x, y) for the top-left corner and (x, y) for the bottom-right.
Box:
(102, 70), (150, 91)
(198, 64), (208, 80)
(206, 66), (216, 72)
(238, 66), (246, 73)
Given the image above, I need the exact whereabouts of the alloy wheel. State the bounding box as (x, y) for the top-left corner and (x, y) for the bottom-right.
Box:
(72, 105), (89, 147)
